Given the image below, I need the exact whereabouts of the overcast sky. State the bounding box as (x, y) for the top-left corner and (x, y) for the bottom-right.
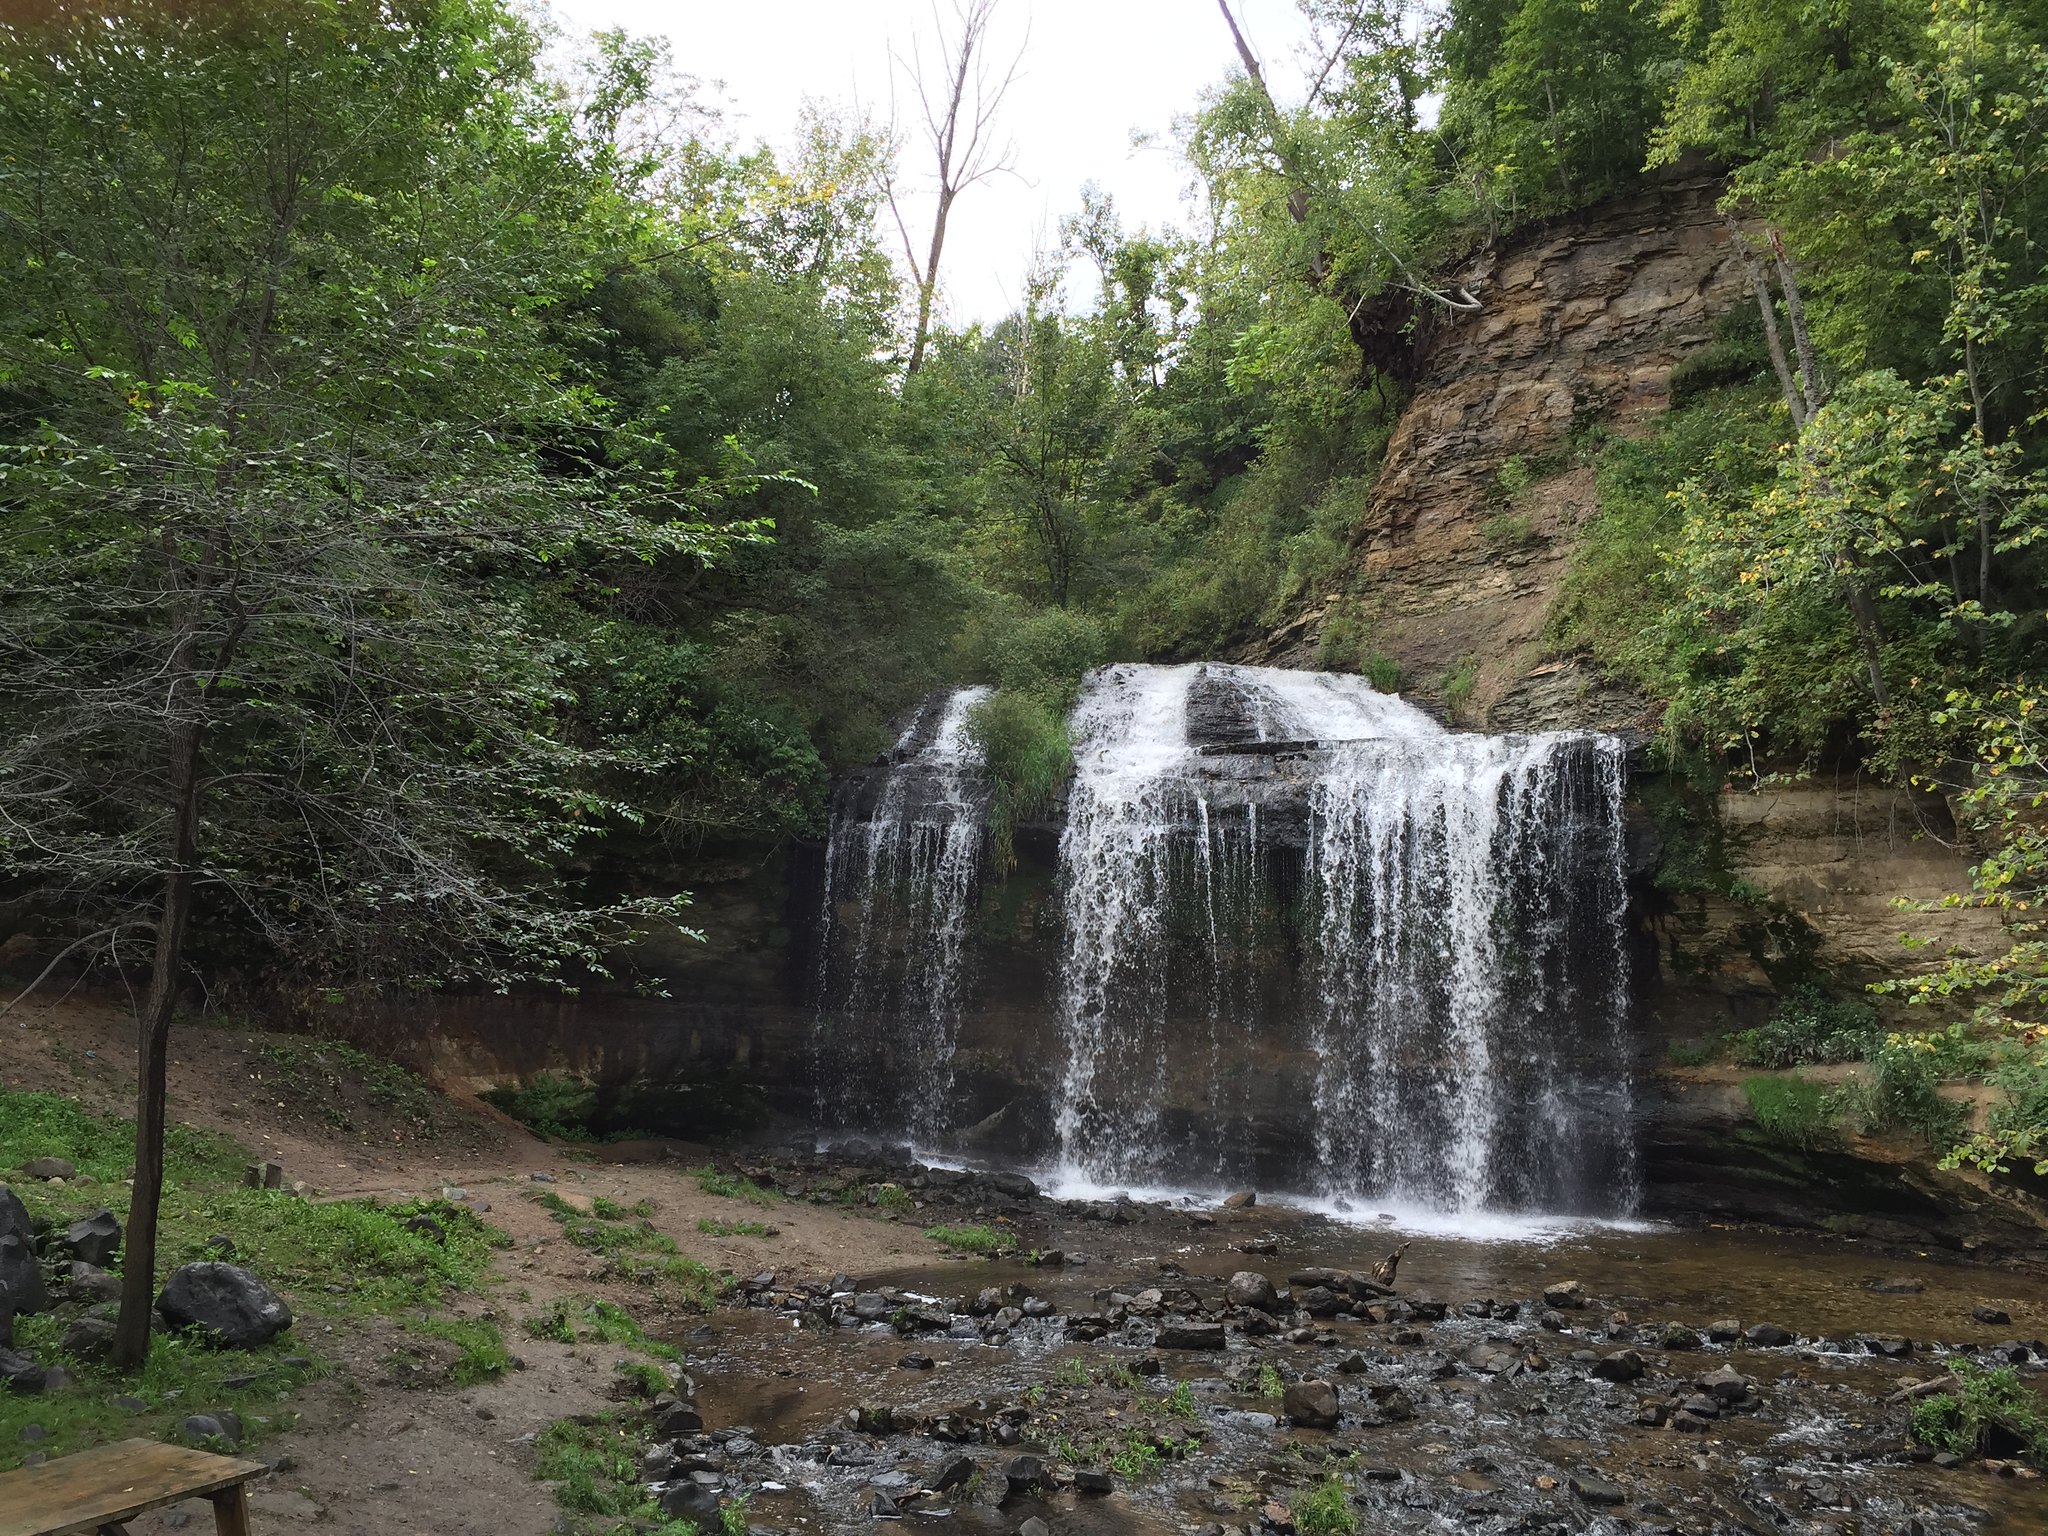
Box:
(547, 0), (1317, 323)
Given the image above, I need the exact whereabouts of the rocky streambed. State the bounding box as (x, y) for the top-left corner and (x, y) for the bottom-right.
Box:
(600, 1160), (2048, 1536)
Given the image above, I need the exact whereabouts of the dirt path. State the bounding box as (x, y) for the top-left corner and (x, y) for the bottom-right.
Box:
(1, 997), (926, 1534)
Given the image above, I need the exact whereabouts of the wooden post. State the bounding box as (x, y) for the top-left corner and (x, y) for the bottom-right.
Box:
(209, 1484), (251, 1536)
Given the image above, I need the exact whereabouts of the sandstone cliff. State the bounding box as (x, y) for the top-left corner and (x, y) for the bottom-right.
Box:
(1252, 173), (1748, 732)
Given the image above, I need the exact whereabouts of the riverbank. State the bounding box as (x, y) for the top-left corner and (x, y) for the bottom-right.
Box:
(4, 1001), (2048, 1535)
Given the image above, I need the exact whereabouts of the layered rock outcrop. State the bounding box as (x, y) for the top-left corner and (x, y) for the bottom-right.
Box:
(1252, 174), (1749, 731)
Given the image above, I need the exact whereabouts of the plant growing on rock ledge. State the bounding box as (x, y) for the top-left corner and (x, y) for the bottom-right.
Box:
(1880, 682), (2048, 1174)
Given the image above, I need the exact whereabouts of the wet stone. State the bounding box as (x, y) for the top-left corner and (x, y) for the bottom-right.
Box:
(1973, 1305), (2013, 1326)
(1570, 1473), (1627, 1506)
(1745, 1323), (1794, 1347)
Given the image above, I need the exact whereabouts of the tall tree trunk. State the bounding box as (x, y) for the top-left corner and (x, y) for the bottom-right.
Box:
(112, 705), (203, 1370)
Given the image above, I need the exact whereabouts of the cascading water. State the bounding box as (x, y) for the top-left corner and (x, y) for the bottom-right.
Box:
(1049, 662), (1635, 1215)
(812, 686), (991, 1146)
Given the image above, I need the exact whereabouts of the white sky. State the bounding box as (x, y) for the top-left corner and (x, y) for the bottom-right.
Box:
(547, 0), (1317, 323)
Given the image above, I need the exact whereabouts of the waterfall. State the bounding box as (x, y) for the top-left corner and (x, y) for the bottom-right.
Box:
(812, 685), (991, 1147)
(1049, 662), (1635, 1215)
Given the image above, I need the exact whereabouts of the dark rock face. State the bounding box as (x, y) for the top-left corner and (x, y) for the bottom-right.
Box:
(0, 1232), (50, 1317)
(156, 1263), (293, 1349)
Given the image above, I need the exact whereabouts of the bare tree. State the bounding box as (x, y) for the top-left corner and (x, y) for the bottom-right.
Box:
(887, 0), (1025, 374)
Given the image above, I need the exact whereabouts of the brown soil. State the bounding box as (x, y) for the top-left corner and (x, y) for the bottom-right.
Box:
(0, 996), (926, 1534)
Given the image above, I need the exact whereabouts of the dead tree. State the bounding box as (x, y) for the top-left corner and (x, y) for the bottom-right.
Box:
(888, 0), (1024, 374)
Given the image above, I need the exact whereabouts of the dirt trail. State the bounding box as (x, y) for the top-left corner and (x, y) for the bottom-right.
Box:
(1, 997), (922, 1534)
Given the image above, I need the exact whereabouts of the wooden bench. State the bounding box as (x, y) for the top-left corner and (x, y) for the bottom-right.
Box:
(0, 1439), (266, 1536)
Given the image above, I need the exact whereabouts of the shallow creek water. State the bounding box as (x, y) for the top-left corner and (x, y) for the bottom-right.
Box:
(677, 1208), (2048, 1535)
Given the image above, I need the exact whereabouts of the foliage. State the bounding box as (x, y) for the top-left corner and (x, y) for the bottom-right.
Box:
(964, 689), (1073, 869)
(1829, 1037), (1969, 1148)
(923, 1223), (1017, 1255)
(1295, 1475), (1360, 1536)
(1726, 985), (1883, 1067)
(1741, 1074), (1838, 1148)
(1911, 1362), (2048, 1464)
(1879, 682), (2048, 1172)
(693, 1166), (780, 1205)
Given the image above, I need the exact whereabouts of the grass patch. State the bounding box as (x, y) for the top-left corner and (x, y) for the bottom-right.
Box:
(697, 1217), (772, 1238)
(404, 1315), (510, 1386)
(1911, 1362), (2048, 1464)
(1256, 1363), (1286, 1401)
(1167, 1378), (1198, 1419)
(923, 1223), (1016, 1256)
(0, 1322), (320, 1471)
(530, 1191), (727, 1310)
(253, 1037), (439, 1135)
(520, 1297), (680, 1362)
(693, 1166), (778, 1206)
(616, 1359), (671, 1398)
(1296, 1474), (1359, 1536)
(1479, 510), (1538, 549)
(534, 1414), (741, 1531)
(1741, 1074), (1837, 1149)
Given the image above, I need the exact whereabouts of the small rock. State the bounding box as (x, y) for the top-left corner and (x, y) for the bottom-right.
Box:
(529, 1171), (556, 1183)
(0, 1231), (51, 1316)
(1004, 1454), (1046, 1493)
(1225, 1271), (1280, 1312)
(1744, 1323), (1793, 1347)
(20, 1158), (75, 1181)
(1697, 1364), (1749, 1404)
(897, 1353), (934, 1370)
(1869, 1277), (1924, 1294)
(113, 1394), (150, 1414)
(1282, 1379), (1340, 1429)
(1018, 1520), (1051, 1536)
(1157, 1323), (1226, 1350)
(1658, 1322), (1701, 1351)
(1074, 1468), (1112, 1493)
(1542, 1281), (1586, 1310)
(179, 1414), (233, 1448)
(1590, 1349), (1644, 1383)
(1972, 1305), (2012, 1326)
(987, 1171), (1038, 1199)
(1706, 1318), (1742, 1342)
(1569, 1472), (1626, 1506)
(67, 1262), (121, 1305)
(1221, 1190), (1256, 1209)
(930, 1453), (975, 1492)
(18, 1423), (44, 1442)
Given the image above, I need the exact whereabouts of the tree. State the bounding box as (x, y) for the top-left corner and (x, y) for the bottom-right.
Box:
(0, 0), (735, 1368)
(887, 0), (1024, 374)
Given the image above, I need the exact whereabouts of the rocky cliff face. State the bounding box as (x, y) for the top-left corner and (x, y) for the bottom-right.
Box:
(1252, 173), (1749, 733)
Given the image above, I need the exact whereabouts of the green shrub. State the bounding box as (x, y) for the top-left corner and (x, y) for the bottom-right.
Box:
(1666, 1037), (1715, 1068)
(1742, 1074), (1837, 1148)
(963, 689), (1072, 868)
(1479, 510), (1538, 549)
(1910, 1362), (2048, 1464)
(1442, 654), (1479, 720)
(1833, 1040), (1967, 1148)
(1296, 1475), (1359, 1536)
(482, 1072), (598, 1141)
(1726, 984), (1881, 1067)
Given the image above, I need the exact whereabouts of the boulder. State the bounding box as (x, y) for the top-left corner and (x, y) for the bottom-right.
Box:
(1298, 1285), (1346, 1317)
(19, 1159), (75, 1182)
(1744, 1322), (1793, 1347)
(63, 1210), (121, 1268)
(1542, 1280), (1586, 1309)
(1156, 1322), (1226, 1350)
(987, 1171), (1038, 1200)
(60, 1316), (117, 1359)
(1697, 1364), (1749, 1404)
(1225, 1270), (1279, 1312)
(930, 1453), (975, 1492)
(0, 1186), (30, 1242)
(1569, 1473), (1626, 1506)
(67, 1263), (121, 1305)
(1221, 1190), (1256, 1208)
(1282, 1378), (1340, 1429)
(0, 1345), (45, 1394)
(0, 1233), (50, 1316)
(1658, 1322), (1702, 1351)
(657, 1483), (722, 1525)
(653, 1400), (704, 1436)
(1073, 1468), (1113, 1493)
(1590, 1349), (1645, 1383)
(155, 1263), (293, 1349)
(1973, 1304), (2013, 1326)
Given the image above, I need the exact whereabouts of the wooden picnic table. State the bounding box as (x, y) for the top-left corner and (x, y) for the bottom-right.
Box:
(0, 1438), (266, 1536)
